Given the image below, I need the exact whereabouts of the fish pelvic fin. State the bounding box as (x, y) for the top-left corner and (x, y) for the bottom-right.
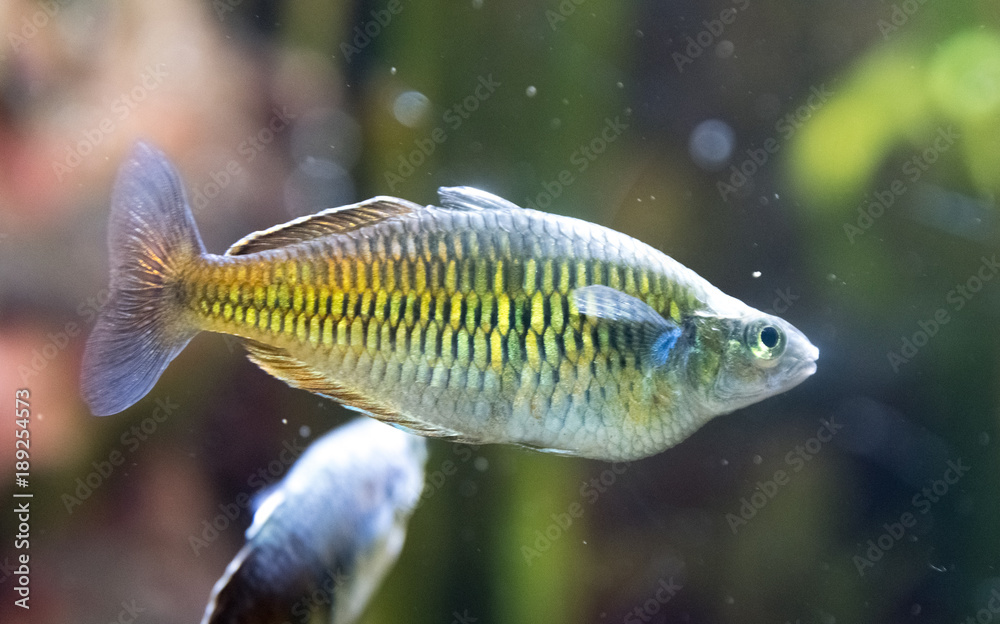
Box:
(81, 141), (205, 416)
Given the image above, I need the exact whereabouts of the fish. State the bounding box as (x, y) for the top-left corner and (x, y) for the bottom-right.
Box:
(200, 417), (427, 624)
(80, 141), (818, 461)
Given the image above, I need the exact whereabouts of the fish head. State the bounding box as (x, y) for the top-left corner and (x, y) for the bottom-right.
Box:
(685, 310), (819, 416)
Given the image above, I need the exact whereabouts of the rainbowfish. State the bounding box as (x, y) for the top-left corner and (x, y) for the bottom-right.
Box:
(81, 142), (818, 461)
(201, 418), (427, 624)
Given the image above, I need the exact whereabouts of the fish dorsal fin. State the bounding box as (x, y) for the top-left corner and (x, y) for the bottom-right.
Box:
(437, 186), (521, 212)
(226, 196), (422, 256)
(571, 285), (683, 369)
(241, 340), (476, 441)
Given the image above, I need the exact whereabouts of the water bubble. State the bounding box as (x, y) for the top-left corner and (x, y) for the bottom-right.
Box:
(474, 456), (489, 471)
(299, 425), (311, 438)
(689, 119), (736, 171)
(910, 604), (922, 615)
(752, 270), (762, 278)
(720, 458), (729, 466)
(472, 0), (483, 8)
(390, 66), (397, 75)
(716, 40), (735, 58)
(752, 454), (763, 465)
(616, 81), (624, 89)
(979, 432), (991, 446)
(284, 158), (353, 218)
(281, 418), (287, 424)
(392, 90), (431, 128)
(526, 85), (537, 97)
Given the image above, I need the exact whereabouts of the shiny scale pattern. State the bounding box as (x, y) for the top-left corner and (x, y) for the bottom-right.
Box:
(180, 208), (708, 456)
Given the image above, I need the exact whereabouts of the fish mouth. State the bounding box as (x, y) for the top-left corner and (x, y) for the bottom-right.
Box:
(785, 344), (820, 387)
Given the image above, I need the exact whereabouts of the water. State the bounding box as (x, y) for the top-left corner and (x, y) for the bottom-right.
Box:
(0, 1), (997, 623)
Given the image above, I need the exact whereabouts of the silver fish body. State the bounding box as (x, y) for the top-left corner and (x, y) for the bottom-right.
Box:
(200, 418), (427, 624)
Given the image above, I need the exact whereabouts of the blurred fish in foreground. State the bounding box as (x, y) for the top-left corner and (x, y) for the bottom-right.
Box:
(201, 418), (427, 624)
(80, 142), (818, 460)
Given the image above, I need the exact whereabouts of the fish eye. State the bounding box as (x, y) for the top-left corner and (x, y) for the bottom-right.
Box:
(760, 326), (779, 349)
(746, 321), (786, 361)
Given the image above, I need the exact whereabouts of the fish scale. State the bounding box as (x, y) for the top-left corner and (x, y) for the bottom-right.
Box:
(184, 211), (679, 453)
(81, 143), (818, 460)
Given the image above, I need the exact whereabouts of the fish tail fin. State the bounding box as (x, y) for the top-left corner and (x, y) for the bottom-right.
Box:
(81, 141), (205, 416)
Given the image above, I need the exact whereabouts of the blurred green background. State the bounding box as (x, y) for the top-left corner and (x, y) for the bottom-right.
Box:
(1, 0), (999, 622)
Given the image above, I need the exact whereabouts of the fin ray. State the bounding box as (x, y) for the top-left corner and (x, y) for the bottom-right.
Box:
(243, 341), (476, 440)
(81, 141), (203, 416)
(571, 285), (682, 368)
(226, 197), (422, 256)
(437, 186), (520, 211)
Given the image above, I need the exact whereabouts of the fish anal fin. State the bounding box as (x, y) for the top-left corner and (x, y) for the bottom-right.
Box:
(244, 340), (486, 442)
(226, 197), (422, 256)
(242, 340), (398, 418)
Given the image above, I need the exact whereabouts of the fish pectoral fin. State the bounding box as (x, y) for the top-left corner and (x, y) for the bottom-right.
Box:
(225, 196), (424, 255)
(570, 285), (683, 368)
(242, 340), (398, 417)
(437, 186), (521, 212)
